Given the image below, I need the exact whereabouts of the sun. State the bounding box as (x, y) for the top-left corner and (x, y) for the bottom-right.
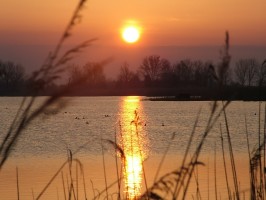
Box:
(122, 26), (140, 43)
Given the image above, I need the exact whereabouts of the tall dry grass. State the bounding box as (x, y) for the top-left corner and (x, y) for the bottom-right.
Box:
(0, 0), (98, 169)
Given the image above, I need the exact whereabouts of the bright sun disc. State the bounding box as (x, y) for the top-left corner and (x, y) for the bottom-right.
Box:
(122, 26), (140, 43)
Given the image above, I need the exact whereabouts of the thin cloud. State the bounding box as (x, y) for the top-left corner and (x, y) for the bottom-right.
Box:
(166, 16), (198, 22)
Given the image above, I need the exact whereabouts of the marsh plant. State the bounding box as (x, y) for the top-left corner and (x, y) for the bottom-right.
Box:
(0, 0), (95, 169)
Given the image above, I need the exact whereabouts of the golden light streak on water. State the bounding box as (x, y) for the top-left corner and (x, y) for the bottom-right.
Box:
(119, 96), (148, 199)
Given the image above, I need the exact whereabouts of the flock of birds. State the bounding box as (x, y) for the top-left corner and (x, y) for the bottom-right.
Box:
(69, 112), (166, 127)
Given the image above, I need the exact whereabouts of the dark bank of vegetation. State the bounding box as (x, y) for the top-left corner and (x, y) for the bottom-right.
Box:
(1, 53), (266, 100)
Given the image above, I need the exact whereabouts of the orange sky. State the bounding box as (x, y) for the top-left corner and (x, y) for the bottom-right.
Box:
(1, 0), (266, 77)
(1, 0), (266, 46)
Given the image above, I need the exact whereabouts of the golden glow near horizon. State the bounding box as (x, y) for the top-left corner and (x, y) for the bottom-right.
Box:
(1, 1), (266, 46)
(119, 96), (148, 199)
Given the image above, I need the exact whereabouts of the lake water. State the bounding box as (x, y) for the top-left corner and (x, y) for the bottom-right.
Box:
(0, 96), (265, 199)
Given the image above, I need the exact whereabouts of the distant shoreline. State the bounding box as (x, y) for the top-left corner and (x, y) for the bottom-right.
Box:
(1, 87), (266, 102)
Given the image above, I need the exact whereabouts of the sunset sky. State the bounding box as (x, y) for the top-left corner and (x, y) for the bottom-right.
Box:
(0, 0), (266, 77)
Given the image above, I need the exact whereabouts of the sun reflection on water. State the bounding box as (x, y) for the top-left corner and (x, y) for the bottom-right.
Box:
(119, 96), (148, 199)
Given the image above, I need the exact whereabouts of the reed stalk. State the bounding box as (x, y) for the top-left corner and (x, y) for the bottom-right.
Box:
(245, 115), (256, 199)
(114, 131), (121, 200)
(76, 161), (79, 200)
(35, 158), (83, 200)
(102, 138), (125, 199)
(173, 108), (202, 199)
(153, 132), (175, 183)
(138, 101), (230, 200)
(180, 101), (222, 200)
(214, 142), (218, 200)
(101, 137), (109, 199)
(222, 101), (240, 200)
(67, 149), (77, 200)
(0, 0), (99, 170)
(258, 102), (264, 199)
(220, 123), (231, 200)
(193, 157), (202, 200)
(118, 122), (126, 199)
(66, 174), (70, 199)
(92, 179), (123, 200)
(91, 180), (96, 199)
(81, 168), (88, 200)
(264, 103), (266, 196)
(61, 171), (67, 200)
(56, 187), (59, 200)
(133, 111), (149, 200)
(207, 156), (210, 200)
(31, 188), (35, 200)
(16, 166), (20, 200)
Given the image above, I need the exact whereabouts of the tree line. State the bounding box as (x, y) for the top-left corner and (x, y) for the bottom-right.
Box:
(1, 56), (266, 98)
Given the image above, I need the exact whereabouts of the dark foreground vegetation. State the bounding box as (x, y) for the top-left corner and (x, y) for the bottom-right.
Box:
(1, 51), (266, 100)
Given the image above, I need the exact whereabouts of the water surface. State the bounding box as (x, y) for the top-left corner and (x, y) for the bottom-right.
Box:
(0, 96), (264, 199)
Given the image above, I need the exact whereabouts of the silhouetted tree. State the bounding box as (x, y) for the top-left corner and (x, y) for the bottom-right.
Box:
(173, 59), (194, 85)
(234, 59), (249, 86)
(160, 58), (174, 86)
(246, 58), (258, 86)
(83, 62), (106, 87)
(68, 64), (82, 84)
(139, 55), (162, 85)
(172, 59), (212, 87)
(0, 60), (25, 90)
(256, 59), (266, 87)
(117, 62), (134, 83)
(234, 58), (259, 86)
(68, 62), (106, 87)
(193, 60), (210, 86)
(117, 62), (140, 87)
